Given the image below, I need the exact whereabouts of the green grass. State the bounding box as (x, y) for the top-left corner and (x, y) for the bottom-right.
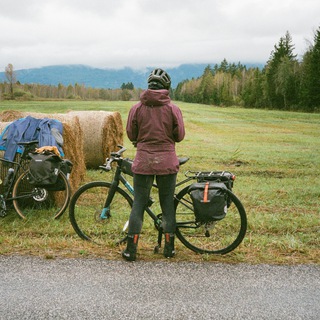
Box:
(0, 100), (319, 264)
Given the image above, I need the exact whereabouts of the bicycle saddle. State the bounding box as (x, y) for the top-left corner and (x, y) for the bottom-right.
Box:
(179, 157), (189, 165)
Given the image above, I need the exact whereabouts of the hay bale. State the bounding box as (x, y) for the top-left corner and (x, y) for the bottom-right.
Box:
(0, 121), (12, 167)
(0, 121), (12, 193)
(0, 110), (124, 169)
(0, 111), (86, 192)
(67, 111), (123, 168)
(51, 114), (86, 191)
(0, 121), (11, 133)
(0, 110), (23, 122)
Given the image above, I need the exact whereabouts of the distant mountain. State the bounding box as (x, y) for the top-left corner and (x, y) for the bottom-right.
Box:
(0, 63), (264, 89)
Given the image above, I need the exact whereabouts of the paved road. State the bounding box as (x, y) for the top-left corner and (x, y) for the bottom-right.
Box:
(0, 256), (319, 319)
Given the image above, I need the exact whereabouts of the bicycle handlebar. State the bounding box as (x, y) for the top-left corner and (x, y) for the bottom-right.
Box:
(110, 145), (127, 157)
(99, 145), (189, 172)
(100, 145), (127, 171)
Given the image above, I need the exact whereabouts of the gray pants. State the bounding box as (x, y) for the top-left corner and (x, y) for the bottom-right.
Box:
(127, 173), (177, 234)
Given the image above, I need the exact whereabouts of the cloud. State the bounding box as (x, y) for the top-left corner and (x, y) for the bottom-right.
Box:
(0, 0), (319, 70)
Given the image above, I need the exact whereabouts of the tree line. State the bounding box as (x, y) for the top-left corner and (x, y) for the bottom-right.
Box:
(175, 27), (320, 112)
(0, 74), (143, 101)
(1, 27), (319, 112)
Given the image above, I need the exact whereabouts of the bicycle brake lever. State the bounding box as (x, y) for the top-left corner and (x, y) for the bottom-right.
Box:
(99, 164), (111, 172)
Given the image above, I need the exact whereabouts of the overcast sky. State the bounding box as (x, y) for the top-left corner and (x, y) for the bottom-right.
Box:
(1, 0), (319, 71)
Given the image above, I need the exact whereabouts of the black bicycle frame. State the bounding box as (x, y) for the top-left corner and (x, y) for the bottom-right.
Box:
(0, 158), (24, 199)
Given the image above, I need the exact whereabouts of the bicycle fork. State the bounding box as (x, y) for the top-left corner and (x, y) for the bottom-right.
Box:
(100, 180), (121, 220)
(100, 175), (134, 246)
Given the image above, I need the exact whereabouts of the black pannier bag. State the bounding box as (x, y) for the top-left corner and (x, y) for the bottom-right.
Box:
(28, 152), (62, 187)
(51, 159), (73, 191)
(188, 182), (228, 223)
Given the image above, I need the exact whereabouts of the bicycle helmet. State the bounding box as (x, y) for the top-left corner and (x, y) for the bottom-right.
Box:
(147, 68), (171, 90)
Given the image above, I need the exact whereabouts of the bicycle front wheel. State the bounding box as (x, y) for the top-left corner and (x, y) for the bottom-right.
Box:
(175, 185), (247, 254)
(69, 181), (133, 245)
(12, 170), (71, 219)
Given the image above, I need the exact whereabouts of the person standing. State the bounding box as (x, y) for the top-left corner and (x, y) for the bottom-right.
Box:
(123, 68), (185, 261)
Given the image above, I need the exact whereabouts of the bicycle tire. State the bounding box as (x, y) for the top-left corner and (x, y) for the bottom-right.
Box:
(12, 170), (70, 219)
(174, 185), (247, 254)
(69, 181), (133, 245)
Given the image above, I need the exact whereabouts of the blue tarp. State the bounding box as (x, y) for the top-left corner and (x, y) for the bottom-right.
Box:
(0, 116), (64, 161)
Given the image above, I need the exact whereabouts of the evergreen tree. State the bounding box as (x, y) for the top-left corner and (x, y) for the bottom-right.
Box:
(265, 31), (297, 109)
(197, 65), (215, 104)
(242, 68), (265, 108)
(219, 59), (229, 73)
(121, 82), (134, 90)
(275, 56), (299, 109)
(300, 26), (320, 111)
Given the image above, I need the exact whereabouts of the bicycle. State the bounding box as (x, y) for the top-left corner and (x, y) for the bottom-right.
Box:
(0, 140), (71, 219)
(69, 146), (247, 255)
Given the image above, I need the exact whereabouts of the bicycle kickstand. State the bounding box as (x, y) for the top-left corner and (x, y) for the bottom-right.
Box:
(154, 229), (163, 254)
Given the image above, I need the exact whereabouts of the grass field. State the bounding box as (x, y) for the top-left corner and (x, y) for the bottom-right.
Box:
(0, 100), (319, 264)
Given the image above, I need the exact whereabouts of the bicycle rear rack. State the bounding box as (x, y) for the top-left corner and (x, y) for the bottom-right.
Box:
(185, 170), (235, 182)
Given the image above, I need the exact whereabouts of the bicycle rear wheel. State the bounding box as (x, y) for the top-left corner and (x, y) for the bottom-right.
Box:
(12, 170), (70, 219)
(69, 181), (133, 245)
(175, 185), (247, 254)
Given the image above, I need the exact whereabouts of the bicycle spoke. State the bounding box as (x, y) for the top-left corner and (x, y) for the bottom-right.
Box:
(12, 170), (70, 219)
(69, 182), (132, 245)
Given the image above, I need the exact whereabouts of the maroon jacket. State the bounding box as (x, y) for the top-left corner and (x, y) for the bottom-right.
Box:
(126, 89), (185, 175)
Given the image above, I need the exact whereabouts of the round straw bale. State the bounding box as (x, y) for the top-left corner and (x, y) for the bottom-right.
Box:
(0, 110), (24, 122)
(0, 120), (11, 133)
(0, 121), (12, 192)
(67, 111), (123, 168)
(0, 111), (86, 192)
